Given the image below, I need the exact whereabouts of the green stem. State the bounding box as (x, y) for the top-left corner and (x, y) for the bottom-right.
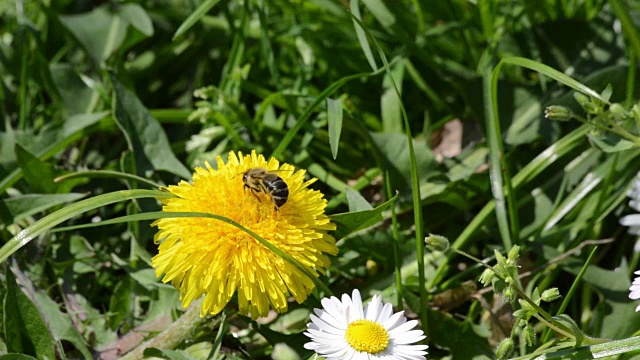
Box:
(120, 299), (207, 360)
(385, 172), (403, 307)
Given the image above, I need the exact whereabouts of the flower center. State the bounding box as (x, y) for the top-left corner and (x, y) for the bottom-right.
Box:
(344, 319), (389, 354)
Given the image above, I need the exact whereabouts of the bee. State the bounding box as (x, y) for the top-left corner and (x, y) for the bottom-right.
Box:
(242, 168), (289, 209)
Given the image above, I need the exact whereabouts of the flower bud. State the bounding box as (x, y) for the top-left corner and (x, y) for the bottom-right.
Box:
(574, 92), (599, 114)
(366, 259), (379, 276)
(544, 105), (573, 121)
(631, 104), (640, 124)
(541, 288), (561, 302)
(574, 92), (590, 106)
(609, 103), (627, 121)
(507, 245), (520, 263)
(425, 234), (450, 252)
(496, 338), (515, 360)
(524, 323), (536, 346)
(479, 268), (495, 286)
(503, 286), (515, 302)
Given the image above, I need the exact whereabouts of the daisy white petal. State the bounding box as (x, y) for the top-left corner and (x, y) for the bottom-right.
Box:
(365, 295), (383, 321)
(630, 271), (640, 310)
(377, 303), (394, 324)
(388, 320), (421, 337)
(350, 289), (365, 320)
(383, 313), (407, 331)
(621, 214), (640, 226)
(304, 289), (428, 359)
(621, 174), (640, 235)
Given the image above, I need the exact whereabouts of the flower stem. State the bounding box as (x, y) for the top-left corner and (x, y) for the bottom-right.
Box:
(120, 299), (207, 360)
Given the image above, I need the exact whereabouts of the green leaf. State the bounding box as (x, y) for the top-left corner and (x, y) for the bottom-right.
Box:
(172, 0), (223, 40)
(588, 129), (636, 152)
(486, 64), (517, 248)
(108, 277), (133, 331)
(119, 4), (153, 36)
(0, 193), (86, 224)
(60, 5), (128, 64)
(503, 87), (545, 146)
(4, 270), (56, 359)
(350, 0), (377, 71)
(361, 0), (396, 29)
(330, 192), (397, 240)
(381, 61), (404, 133)
(0, 111), (108, 194)
(15, 144), (57, 194)
(54, 170), (160, 188)
(0, 189), (170, 264)
(327, 97), (343, 160)
(499, 57), (608, 103)
(370, 132), (436, 190)
(33, 291), (92, 359)
(345, 188), (373, 212)
(551, 314), (585, 347)
(111, 76), (191, 179)
(49, 63), (98, 114)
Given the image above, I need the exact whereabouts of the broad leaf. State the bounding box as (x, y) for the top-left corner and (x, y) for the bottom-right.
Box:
(0, 112), (108, 194)
(345, 188), (373, 212)
(15, 144), (57, 194)
(60, 5), (128, 64)
(330, 193), (397, 239)
(119, 4), (154, 36)
(4, 270), (56, 359)
(33, 291), (92, 359)
(111, 76), (191, 179)
(327, 97), (343, 159)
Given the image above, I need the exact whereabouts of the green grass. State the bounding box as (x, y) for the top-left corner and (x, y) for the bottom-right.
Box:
(3, 0), (640, 359)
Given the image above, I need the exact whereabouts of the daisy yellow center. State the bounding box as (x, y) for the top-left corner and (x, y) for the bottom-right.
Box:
(344, 319), (389, 354)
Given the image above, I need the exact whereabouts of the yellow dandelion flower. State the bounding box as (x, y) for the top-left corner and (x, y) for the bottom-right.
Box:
(151, 151), (338, 319)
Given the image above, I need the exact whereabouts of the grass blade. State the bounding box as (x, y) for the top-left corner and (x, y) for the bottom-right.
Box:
(500, 57), (607, 102)
(51, 210), (333, 296)
(350, 0), (378, 71)
(172, 0), (222, 40)
(0, 189), (171, 264)
(484, 63), (516, 248)
(54, 170), (161, 188)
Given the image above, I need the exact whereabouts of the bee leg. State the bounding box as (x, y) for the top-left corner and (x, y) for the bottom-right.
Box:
(245, 185), (262, 202)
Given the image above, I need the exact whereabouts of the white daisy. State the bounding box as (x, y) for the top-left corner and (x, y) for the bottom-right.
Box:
(304, 289), (428, 360)
(630, 270), (640, 312)
(620, 173), (640, 235)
